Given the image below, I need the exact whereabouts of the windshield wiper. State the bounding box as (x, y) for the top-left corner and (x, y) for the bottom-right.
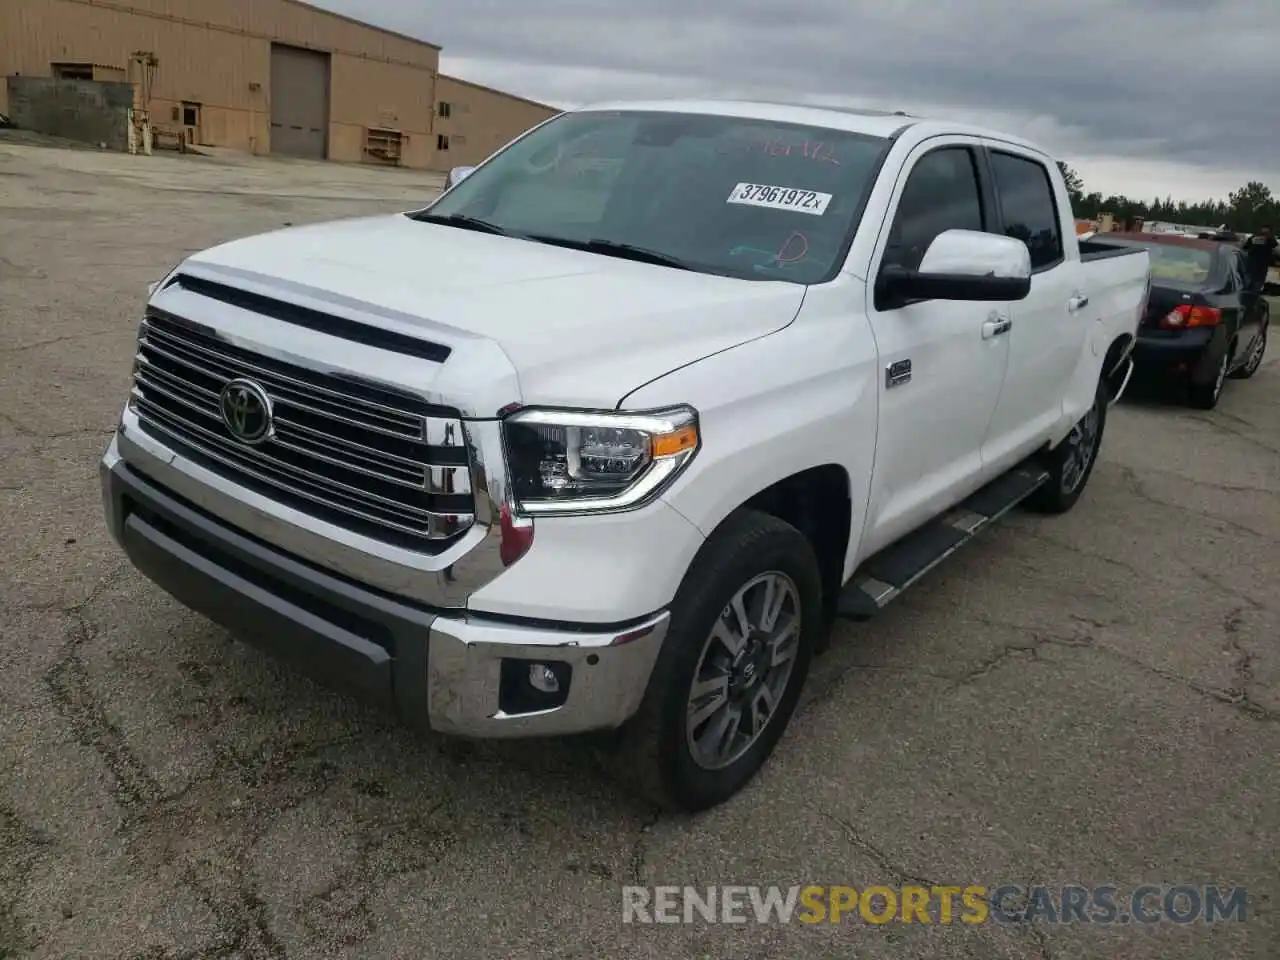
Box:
(526, 235), (693, 271)
(408, 212), (518, 237)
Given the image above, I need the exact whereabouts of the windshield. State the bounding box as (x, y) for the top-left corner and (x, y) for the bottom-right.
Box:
(1104, 238), (1216, 286)
(414, 110), (892, 284)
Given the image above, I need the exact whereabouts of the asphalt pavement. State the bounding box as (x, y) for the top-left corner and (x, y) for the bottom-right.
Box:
(1, 137), (1277, 960)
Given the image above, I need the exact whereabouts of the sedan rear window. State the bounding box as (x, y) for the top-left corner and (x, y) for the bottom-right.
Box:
(1146, 245), (1214, 284)
(1102, 238), (1214, 285)
(418, 110), (891, 284)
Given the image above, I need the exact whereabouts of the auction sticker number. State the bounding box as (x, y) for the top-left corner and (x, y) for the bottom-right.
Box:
(727, 183), (832, 216)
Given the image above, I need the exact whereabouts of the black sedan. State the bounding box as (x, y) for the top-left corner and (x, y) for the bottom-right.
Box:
(1090, 232), (1270, 409)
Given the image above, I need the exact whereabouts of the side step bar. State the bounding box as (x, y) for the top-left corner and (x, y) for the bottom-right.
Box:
(836, 465), (1051, 621)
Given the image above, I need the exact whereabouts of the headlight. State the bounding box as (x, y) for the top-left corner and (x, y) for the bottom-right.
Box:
(503, 406), (700, 514)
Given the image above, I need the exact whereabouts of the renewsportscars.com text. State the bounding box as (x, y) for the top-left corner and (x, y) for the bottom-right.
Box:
(622, 885), (1249, 925)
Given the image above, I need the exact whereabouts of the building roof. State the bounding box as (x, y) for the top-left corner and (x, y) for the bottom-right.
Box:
(287, 0), (441, 51)
(436, 74), (558, 112)
(278, 5), (565, 111)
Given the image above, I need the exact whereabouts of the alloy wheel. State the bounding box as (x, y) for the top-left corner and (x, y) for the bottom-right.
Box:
(1060, 399), (1101, 494)
(685, 571), (802, 770)
(1244, 326), (1267, 375)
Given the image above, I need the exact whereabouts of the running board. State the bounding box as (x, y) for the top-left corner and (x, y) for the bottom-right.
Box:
(836, 465), (1051, 621)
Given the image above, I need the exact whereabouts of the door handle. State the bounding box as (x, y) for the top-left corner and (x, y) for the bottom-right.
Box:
(982, 317), (1012, 339)
(1068, 294), (1090, 312)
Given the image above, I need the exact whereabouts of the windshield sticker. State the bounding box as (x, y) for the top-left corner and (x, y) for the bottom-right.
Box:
(727, 183), (833, 216)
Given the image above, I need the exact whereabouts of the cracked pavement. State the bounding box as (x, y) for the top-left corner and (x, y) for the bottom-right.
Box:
(1, 138), (1277, 960)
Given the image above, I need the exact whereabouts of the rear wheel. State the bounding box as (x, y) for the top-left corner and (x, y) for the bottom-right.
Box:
(1228, 320), (1268, 380)
(1027, 378), (1107, 515)
(1188, 346), (1230, 409)
(605, 510), (822, 812)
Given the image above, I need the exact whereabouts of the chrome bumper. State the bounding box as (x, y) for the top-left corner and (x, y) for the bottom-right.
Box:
(428, 614), (668, 738)
(102, 434), (666, 738)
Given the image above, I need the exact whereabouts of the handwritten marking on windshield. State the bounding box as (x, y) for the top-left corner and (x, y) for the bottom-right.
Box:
(718, 139), (842, 165)
(775, 231), (811, 263)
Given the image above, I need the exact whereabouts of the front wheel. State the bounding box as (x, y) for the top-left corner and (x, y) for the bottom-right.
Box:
(1027, 378), (1107, 515)
(606, 510), (823, 812)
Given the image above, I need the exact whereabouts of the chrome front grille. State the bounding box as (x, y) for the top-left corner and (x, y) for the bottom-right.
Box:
(129, 311), (475, 550)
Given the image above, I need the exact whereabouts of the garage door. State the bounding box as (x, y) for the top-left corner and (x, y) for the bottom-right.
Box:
(269, 44), (329, 159)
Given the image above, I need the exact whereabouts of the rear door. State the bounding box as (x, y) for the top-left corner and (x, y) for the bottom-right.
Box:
(1217, 250), (1246, 347)
(978, 145), (1081, 474)
(1229, 249), (1264, 366)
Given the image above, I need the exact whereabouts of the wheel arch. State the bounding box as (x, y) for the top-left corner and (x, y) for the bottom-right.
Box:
(1101, 332), (1135, 403)
(704, 464), (854, 642)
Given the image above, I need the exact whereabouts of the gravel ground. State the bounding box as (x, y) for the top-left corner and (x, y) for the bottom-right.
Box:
(1, 140), (1277, 960)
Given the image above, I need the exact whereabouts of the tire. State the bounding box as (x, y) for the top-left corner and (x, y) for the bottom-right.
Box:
(605, 509), (823, 813)
(1188, 345), (1230, 409)
(1027, 378), (1107, 515)
(1228, 319), (1268, 380)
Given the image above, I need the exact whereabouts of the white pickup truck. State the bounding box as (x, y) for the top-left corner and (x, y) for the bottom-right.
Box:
(101, 99), (1150, 811)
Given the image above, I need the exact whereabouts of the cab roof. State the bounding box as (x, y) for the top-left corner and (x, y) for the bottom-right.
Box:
(569, 97), (1050, 155)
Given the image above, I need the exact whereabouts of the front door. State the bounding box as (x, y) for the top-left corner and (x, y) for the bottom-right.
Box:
(859, 141), (1011, 559)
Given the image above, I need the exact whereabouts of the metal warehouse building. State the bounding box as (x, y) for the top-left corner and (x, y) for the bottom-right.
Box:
(0, 0), (558, 169)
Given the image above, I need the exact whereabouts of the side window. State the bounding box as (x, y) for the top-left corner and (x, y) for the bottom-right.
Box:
(1234, 251), (1251, 289)
(882, 147), (984, 272)
(989, 152), (1064, 271)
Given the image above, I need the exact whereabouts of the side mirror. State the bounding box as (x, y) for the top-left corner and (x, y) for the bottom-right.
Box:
(877, 229), (1032, 307)
(444, 165), (476, 190)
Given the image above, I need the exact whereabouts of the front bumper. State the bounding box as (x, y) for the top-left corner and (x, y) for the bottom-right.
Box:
(101, 435), (668, 738)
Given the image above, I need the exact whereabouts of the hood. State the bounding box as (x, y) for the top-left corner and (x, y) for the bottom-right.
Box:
(185, 214), (807, 408)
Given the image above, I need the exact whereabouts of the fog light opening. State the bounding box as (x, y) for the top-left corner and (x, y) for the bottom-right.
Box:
(528, 662), (560, 694)
(498, 658), (572, 715)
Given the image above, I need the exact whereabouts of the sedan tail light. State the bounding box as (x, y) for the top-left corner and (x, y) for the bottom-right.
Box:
(1160, 304), (1221, 329)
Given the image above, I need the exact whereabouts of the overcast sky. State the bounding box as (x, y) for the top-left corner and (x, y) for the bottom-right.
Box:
(307, 0), (1278, 202)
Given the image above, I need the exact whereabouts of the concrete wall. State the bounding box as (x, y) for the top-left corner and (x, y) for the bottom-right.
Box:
(0, 0), (440, 167)
(1, 0), (559, 172)
(5, 75), (132, 150)
(433, 75), (559, 168)
(327, 51), (438, 168)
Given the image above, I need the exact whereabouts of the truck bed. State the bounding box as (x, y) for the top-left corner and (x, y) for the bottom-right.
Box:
(1076, 238), (1150, 379)
(1078, 237), (1151, 262)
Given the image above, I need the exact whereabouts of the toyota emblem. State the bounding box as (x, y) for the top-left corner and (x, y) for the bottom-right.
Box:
(218, 378), (273, 445)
